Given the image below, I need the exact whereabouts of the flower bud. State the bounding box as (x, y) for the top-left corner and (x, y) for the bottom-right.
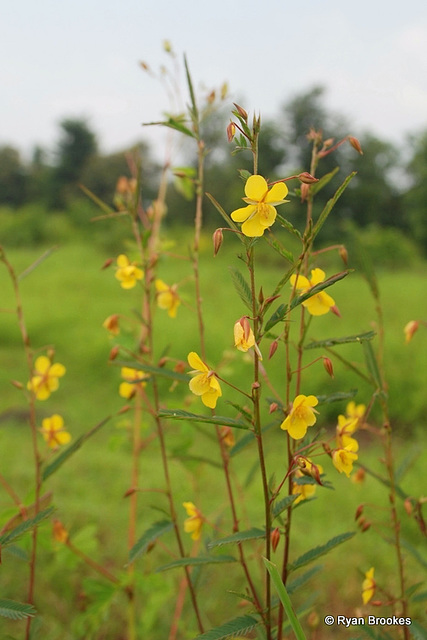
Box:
(220, 426), (235, 448)
(109, 345), (120, 361)
(404, 320), (419, 343)
(308, 612), (320, 629)
(10, 379), (24, 390)
(404, 497), (413, 516)
(271, 527), (280, 552)
(330, 305), (341, 318)
(207, 90), (215, 104)
(226, 122), (236, 142)
(361, 521), (371, 532)
(103, 314), (120, 336)
(352, 467), (366, 484)
(252, 381), (260, 390)
(213, 228), (224, 256)
(174, 360), (186, 374)
(348, 136), (363, 155)
(52, 519), (69, 544)
(300, 182), (310, 203)
(269, 340), (278, 360)
(339, 245), (348, 265)
(101, 257), (114, 270)
(323, 357), (334, 378)
(298, 172), (319, 184)
(269, 402), (279, 414)
(233, 103), (248, 121)
(355, 504), (365, 521)
(323, 137), (334, 149)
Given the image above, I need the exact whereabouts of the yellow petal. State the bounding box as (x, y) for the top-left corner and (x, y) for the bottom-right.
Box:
(244, 175), (268, 201)
(49, 363), (66, 378)
(155, 279), (169, 292)
(201, 388), (220, 408)
(117, 254), (130, 267)
(187, 352), (208, 373)
(34, 356), (51, 373)
(189, 374), (211, 396)
(310, 268), (326, 285)
(290, 274), (310, 290)
(241, 214), (268, 237)
(231, 204), (255, 222)
(303, 291), (335, 316)
(265, 182), (288, 203)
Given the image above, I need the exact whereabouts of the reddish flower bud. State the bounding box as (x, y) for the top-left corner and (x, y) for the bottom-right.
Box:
(269, 340), (278, 359)
(348, 136), (363, 155)
(323, 357), (334, 378)
(226, 122), (236, 142)
(213, 228), (224, 256)
(269, 402), (279, 414)
(233, 103), (248, 121)
(330, 305), (341, 318)
(252, 381), (260, 390)
(404, 320), (419, 344)
(298, 172), (319, 184)
(124, 487), (137, 498)
(101, 257), (114, 270)
(323, 137), (334, 149)
(271, 527), (281, 552)
(361, 521), (371, 532)
(339, 245), (348, 265)
(355, 504), (365, 521)
(118, 405), (131, 414)
(52, 520), (69, 544)
(300, 183), (310, 203)
(404, 498), (413, 516)
(174, 360), (186, 374)
(109, 345), (120, 361)
(258, 286), (264, 305)
(10, 379), (24, 390)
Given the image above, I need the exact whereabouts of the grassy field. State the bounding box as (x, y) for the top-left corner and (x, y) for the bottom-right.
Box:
(1, 235), (426, 638)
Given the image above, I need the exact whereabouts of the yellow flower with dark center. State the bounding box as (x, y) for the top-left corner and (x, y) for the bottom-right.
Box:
(332, 446), (358, 477)
(231, 175), (288, 237)
(40, 414), (71, 449)
(187, 352), (222, 409)
(280, 395), (318, 440)
(119, 367), (148, 399)
(155, 279), (180, 318)
(115, 254), (144, 289)
(362, 567), (375, 604)
(183, 501), (204, 540)
(290, 268), (335, 316)
(27, 356), (66, 401)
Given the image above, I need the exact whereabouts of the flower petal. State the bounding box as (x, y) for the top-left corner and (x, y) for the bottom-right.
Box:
(187, 351), (208, 373)
(265, 182), (288, 203)
(245, 175), (268, 201)
(310, 268), (326, 285)
(189, 374), (210, 396)
(241, 214), (268, 237)
(231, 205), (255, 222)
(290, 274), (310, 290)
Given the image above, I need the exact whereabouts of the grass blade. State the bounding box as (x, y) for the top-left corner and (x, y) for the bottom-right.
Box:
(264, 558), (307, 640)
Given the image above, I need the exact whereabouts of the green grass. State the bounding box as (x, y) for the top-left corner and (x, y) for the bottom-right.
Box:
(0, 235), (426, 638)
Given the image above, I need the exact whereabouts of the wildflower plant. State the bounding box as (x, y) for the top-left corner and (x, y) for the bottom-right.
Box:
(0, 49), (425, 640)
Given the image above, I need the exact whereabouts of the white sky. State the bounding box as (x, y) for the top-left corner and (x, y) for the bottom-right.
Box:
(2, 0), (427, 160)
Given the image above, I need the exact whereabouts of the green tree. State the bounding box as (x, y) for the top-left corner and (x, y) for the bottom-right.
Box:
(403, 130), (427, 253)
(0, 145), (28, 206)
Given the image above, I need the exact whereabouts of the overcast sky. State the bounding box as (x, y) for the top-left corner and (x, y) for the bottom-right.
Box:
(2, 0), (427, 161)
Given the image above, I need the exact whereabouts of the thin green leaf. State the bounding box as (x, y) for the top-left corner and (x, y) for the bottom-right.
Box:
(311, 172), (356, 240)
(400, 538), (427, 571)
(409, 621), (427, 640)
(238, 169), (252, 181)
(305, 331), (376, 350)
(144, 117), (196, 139)
(158, 409), (250, 430)
(263, 233), (294, 263)
(129, 520), (173, 564)
(184, 55), (198, 122)
(115, 360), (189, 382)
(289, 532), (356, 573)
(208, 528), (265, 549)
(42, 415), (112, 481)
(362, 341), (382, 389)
(205, 192), (240, 232)
(272, 494), (299, 519)
(264, 303), (288, 333)
(411, 590), (427, 603)
(287, 565), (322, 594)
(309, 166), (340, 197)
(0, 599), (37, 621)
(225, 401), (253, 424)
(395, 445), (421, 483)
(229, 266), (253, 312)
(0, 507), (55, 547)
(18, 247), (58, 281)
(275, 213), (302, 239)
(316, 389), (358, 405)
(79, 183), (115, 215)
(194, 614), (260, 640)
(264, 558), (307, 640)
(156, 555), (237, 572)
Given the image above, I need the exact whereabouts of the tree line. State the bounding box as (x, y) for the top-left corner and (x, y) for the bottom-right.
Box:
(1, 87), (426, 256)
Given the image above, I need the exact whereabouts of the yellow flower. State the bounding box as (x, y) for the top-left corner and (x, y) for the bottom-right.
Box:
(233, 317), (263, 359)
(40, 414), (71, 449)
(155, 279), (180, 318)
(115, 254), (144, 289)
(27, 356), (66, 401)
(332, 446), (358, 477)
(230, 175), (288, 237)
(187, 352), (222, 409)
(119, 367), (148, 399)
(362, 567), (375, 604)
(290, 268), (335, 316)
(183, 501), (204, 540)
(102, 314), (120, 336)
(292, 475), (317, 505)
(280, 395), (318, 440)
(220, 426), (235, 448)
(346, 401), (365, 422)
(336, 414), (359, 452)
